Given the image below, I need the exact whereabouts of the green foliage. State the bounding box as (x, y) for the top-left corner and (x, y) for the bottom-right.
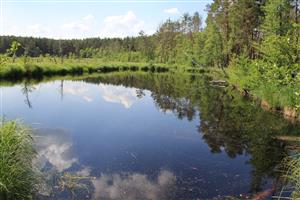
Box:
(226, 0), (300, 115)
(0, 120), (38, 200)
(259, 35), (296, 66)
(6, 41), (21, 63)
(261, 0), (294, 36)
(228, 55), (300, 111)
(0, 55), (8, 67)
(0, 57), (174, 79)
(7, 41), (21, 55)
(202, 22), (223, 67)
(259, 0), (298, 67)
(228, 55), (260, 90)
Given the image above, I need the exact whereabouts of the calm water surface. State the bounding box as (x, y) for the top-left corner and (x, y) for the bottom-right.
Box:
(2, 73), (300, 199)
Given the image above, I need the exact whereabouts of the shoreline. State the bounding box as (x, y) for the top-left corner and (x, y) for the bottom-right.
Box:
(231, 84), (300, 124)
(0, 61), (173, 79)
(0, 63), (299, 123)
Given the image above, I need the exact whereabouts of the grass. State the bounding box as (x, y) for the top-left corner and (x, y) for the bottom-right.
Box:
(0, 120), (38, 200)
(282, 156), (300, 199)
(226, 58), (300, 117)
(229, 67), (299, 109)
(0, 56), (180, 79)
(290, 159), (300, 198)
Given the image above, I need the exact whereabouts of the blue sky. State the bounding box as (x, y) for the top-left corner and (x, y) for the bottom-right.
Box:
(0, 0), (213, 39)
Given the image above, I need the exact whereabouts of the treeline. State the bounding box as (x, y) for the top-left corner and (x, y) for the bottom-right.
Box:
(204, 0), (299, 67)
(0, 12), (202, 65)
(0, 0), (299, 69)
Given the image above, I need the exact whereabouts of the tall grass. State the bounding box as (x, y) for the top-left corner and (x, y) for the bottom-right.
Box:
(0, 120), (38, 200)
(0, 56), (176, 79)
(285, 156), (300, 198)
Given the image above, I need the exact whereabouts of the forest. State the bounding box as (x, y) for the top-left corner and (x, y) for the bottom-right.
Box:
(0, 1), (299, 66)
(0, 0), (300, 199)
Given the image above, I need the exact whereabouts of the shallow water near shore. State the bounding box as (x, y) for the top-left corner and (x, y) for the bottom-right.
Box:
(2, 72), (300, 199)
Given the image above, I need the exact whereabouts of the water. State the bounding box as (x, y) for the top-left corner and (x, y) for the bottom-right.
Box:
(2, 72), (300, 199)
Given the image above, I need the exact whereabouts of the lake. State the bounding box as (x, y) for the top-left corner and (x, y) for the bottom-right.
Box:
(2, 72), (299, 199)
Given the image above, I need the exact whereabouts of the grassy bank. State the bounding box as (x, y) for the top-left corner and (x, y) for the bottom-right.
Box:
(0, 120), (38, 200)
(226, 57), (300, 122)
(0, 57), (179, 79)
(0, 55), (299, 121)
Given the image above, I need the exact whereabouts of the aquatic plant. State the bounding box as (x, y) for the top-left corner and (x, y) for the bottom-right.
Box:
(0, 120), (38, 200)
(285, 156), (300, 199)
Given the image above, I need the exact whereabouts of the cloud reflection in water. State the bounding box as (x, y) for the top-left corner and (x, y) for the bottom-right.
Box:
(63, 83), (140, 107)
(35, 128), (78, 172)
(99, 84), (138, 109)
(92, 170), (176, 200)
(64, 85), (93, 103)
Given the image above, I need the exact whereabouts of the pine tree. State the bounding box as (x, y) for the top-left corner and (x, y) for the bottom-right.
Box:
(202, 22), (223, 67)
(259, 0), (297, 66)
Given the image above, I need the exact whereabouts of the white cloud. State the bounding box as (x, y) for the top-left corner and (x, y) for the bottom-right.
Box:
(27, 24), (49, 35)
(92, 170), (176, 200)
(99, 84), (138, 109)
(83, 14), (94, 21)
(11, 15), (96, 39)
(98, 11), (145, 38)
(62, 14), (95, 32)
(5, 24), (50, 38)
(164, 8), (180, 14)
(4, 12), (153, 39)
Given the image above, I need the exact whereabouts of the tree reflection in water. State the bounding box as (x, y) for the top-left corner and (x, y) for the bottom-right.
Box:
(14, 72), (300, 199)
(84, 72), (299, 194)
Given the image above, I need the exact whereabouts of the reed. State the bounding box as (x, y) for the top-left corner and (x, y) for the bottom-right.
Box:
(0, 120), (38, 200)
